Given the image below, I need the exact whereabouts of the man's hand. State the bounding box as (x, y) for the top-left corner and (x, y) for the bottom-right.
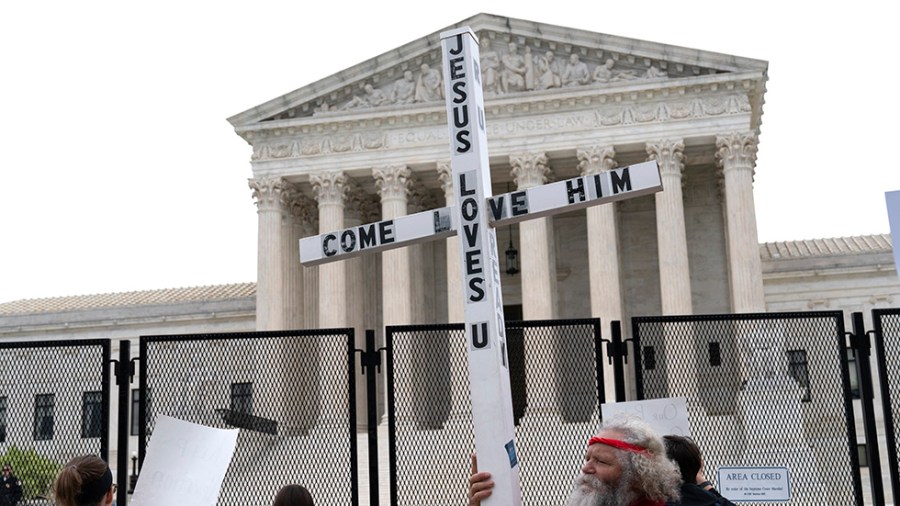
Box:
(469, 453), (495, 506)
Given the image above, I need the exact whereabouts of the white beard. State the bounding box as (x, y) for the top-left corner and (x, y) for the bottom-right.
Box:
(565, 474), (638, 506)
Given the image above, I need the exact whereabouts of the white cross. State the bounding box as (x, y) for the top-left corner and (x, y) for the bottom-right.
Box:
(299, 27), (662, 506)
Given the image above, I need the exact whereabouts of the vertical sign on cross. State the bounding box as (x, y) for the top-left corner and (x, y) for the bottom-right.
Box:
(441, 27), (522, 506)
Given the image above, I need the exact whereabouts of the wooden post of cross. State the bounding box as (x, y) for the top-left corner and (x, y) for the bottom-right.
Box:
(298, 26), (663, 506)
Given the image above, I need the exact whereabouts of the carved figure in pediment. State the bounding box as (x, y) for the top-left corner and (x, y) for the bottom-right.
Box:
(645, 65), (668, 79)
(391, 70), (416, 104)
(500, 42), (527, 93)
(523, 46), (536, 90)
(480, 50), (501, 95)
(562, 53), (590, 87)
(593, 58), (637, 83)
(314, 101), (334, 113)
(414, 63), (443, 102)
(342, 84), (387, 110)
(534, 51), (561, 90)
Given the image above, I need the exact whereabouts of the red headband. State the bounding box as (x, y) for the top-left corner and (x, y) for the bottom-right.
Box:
(588, 436), (652, 456)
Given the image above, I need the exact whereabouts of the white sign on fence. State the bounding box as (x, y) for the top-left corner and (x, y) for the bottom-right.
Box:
(718, 466), (791, 501)
(600, 397), (691, 437)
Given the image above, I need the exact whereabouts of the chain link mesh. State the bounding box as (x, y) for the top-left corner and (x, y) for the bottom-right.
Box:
(139, 330), (355, 506)
(0, 340), (110, 501)
(874, 308), (900, 501)
(633, 312), (859, 505)
(386, 319), (602, 506)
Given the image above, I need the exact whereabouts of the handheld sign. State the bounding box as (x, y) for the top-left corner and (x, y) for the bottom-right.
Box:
(442, 27), (522, 506)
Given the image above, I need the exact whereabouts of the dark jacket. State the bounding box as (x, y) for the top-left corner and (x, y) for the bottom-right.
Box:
(0, 473), (23, 506)
(666, 482), (738, 506)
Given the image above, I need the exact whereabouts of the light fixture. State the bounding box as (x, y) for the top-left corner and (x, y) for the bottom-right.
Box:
(505, 230), (519, 275)
(504, 182), (519, 275)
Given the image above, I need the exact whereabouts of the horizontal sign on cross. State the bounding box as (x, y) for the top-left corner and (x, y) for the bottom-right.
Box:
(298, 160), (661, 266)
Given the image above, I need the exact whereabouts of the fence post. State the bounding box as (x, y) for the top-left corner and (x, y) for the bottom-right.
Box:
(362, 329), (381, 506)
(609, 321), (627, 402)
(114, 341), (131, 506)
(851, 311), (885, 505)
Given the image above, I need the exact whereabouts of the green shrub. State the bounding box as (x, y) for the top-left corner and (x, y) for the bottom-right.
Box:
(0, 446), (60, 499)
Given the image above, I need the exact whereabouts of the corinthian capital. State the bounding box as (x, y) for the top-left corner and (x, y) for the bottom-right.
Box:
(509, 152), (552, 189)
(646, 139), (685, 177)
(436, 160), (454, 202)
(577, 146), (617, 176)
(249, 176), (284, 210)
(286, 191), (318, 231)
(310, 171), (348, 206)
(716, 132), (758, 171)
(373, 165), (411, 202)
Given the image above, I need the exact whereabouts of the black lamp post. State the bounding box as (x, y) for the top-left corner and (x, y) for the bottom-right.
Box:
(129, 452), (138, 493)
(505, 227), (519, 275)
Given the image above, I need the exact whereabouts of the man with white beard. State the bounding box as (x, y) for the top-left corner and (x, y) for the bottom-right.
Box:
(469, 416), (681, 506)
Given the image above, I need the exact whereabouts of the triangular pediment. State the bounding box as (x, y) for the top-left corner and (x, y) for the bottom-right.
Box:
(228, 13), (767, 132)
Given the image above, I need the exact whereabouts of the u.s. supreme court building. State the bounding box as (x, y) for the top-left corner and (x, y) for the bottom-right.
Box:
(1, 13), (898, 506)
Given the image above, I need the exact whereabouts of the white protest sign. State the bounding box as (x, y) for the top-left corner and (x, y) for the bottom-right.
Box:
(718, 466), (791, 501)
(600, 397), (691, 437)
(131, 415), (239, 506)
(886, 190), (900, 279)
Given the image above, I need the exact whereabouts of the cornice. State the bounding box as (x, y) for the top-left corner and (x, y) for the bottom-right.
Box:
(236, 71), (762, 143)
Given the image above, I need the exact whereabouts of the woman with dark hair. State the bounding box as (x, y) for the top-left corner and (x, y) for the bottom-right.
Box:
(663, 435), (736, 506)
(273, 484), (314, 506)
(52, 455), (115, 506)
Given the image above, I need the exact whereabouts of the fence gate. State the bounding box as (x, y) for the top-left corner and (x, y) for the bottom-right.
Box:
(873, 308), (900, 502)
(0, 339), (111, 502)
(633, 311), (861, 506)
(137, 329), (357, 506)
(385, 318), (604, 506)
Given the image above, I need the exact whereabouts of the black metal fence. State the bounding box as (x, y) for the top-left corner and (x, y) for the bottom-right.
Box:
(0, 339), (110, 502)
(137, 329), (357, 506)
(873, 308), (900, 502)
(385, 319), (603, 506)
(632, 311), (861, 506)
(3, 310), (900, 505)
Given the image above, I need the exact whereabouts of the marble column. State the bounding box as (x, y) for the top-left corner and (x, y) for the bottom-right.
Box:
(374, 165), (413, 327)
(345, 181), (373, 430)
(577, 146), (624, 402)
(282, 187), (320, 434)
(249, 176), (286, 331)
(437, 160), (469, 417)
(311, 171), (348, 330)
(717, 132), (766, 313)
(646, 139), (693, 315)
(647, 140), (697, 398)
(282, 184), (317, 330)
(510, 152), (558, 417)
(407, 177), (435, 325)
(437, 161), (464, 323)
(510, 152), (558, 319)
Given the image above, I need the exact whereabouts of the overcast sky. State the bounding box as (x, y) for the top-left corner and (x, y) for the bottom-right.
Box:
(1, 1), (897, 303)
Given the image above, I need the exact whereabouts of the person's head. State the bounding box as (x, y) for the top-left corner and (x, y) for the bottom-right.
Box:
(567, 415), (680, 506)
(273, 484), (314, 506)
(663, 435), (703, 484)
(52, 455), (115, 506)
